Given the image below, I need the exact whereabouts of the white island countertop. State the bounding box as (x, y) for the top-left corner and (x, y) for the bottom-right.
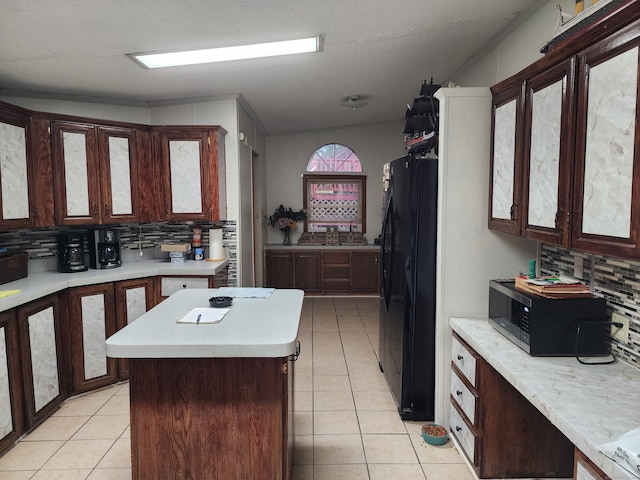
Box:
(106, 288), (304, 359)
(451, 317), (640, 480)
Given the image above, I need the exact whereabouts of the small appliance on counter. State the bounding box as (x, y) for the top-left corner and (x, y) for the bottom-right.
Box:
(57, 232), (88, 273)
(88, 228), (122, 269)
(488, 279), (607, 357)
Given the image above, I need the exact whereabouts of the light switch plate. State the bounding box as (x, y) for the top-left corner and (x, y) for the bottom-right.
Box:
(611, 313), (630, 343)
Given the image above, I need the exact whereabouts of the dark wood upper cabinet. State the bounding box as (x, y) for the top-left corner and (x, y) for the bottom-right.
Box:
(0, 103), (45, 230)
(490, 9), (640, 259)
(97, 126), (140, 224)
(571, 22), (640, 258)
(52, 120), (148, 225)
(152, 126), (227, 222)
(522, 58), (576, 246)
(51, 121), (101, 225)
(488, 80), (525, 236)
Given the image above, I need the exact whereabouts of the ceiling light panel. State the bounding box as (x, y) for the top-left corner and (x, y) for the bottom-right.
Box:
(129, 36), (321, 69)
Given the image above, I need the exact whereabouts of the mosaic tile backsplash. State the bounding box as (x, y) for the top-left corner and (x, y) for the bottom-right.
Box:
(541, 243), (640, 369)
(0, 220), (238, 287)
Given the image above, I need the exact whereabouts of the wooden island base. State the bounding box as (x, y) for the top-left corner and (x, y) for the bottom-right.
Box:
(128, 357), (293, 480)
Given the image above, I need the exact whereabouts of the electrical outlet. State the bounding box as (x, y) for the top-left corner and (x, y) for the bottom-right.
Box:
(611, 313), (630, 343)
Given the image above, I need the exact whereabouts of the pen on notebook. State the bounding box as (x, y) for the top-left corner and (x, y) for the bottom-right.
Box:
(196, 314), (201, 324)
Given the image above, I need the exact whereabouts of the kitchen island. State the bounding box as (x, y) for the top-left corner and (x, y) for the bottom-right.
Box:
(105, 288), (304, 480)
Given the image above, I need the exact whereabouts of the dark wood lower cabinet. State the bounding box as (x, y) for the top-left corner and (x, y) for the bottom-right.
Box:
(294, 252), (322, 293)
(0, 310), (24, 452)
(450, 333), (574, 478)
(114, 278), (158, 380)
(265, 251), (295, 289)
(128, 356), (292, 480)
(68, 284), (118, 394)
(17, 294), (68, 429)
(265, 248), (380, 294)
(351, 251), (380, 294)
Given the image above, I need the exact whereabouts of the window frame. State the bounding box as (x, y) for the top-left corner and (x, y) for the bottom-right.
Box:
(302, 173), (367, 233)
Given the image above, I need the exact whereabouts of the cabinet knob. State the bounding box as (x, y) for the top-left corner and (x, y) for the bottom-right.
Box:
(457, 355), (463, 361)
(455, 426), (462, 432)
(182, 284), (187, 288)
(456, 390), (462, 396)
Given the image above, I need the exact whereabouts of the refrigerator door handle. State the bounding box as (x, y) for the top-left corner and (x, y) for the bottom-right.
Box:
(381, 195), (394, 310)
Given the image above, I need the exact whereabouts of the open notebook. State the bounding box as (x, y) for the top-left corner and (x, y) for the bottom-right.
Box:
(177, 307), (230, 324)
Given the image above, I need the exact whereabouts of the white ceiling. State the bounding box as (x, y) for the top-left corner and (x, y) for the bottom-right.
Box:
(0, 0), (540, 134)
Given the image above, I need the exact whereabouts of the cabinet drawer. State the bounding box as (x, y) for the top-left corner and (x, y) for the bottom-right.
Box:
(160, 277), (209, 297)
(323, 252), (350, 265)
(452, 335), (477, 387)
(450, 368), (477, 425)
(450, 401), (477, 465)
(323, 265), (350, 278)
(323, 279), (351, 293)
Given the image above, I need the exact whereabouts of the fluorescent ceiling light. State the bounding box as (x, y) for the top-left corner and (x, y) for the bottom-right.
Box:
(129, 36), (321, 69)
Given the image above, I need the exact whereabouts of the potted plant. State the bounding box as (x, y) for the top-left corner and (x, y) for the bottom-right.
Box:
(267, 205), (307, 245)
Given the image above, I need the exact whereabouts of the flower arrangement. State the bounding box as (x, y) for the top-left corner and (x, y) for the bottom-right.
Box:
(267, 205), (307, 232)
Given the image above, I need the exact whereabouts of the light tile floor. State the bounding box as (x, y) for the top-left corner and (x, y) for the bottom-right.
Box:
(0, 296), (474, 480)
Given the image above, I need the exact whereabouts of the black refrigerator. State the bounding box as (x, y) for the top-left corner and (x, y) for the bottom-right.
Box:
(379, 154), (437, 421)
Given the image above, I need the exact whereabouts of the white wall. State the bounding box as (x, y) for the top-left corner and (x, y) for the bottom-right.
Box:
(264, 121), (406, 245)
(450, 0), (574, 87)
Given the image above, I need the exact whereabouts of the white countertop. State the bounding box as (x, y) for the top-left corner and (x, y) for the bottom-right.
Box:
(105, 288), (304, 359)
(450, 317), (639, 480)
(0, 258), (228, 313)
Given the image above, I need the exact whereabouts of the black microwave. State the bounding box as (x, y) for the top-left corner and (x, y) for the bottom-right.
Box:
(488, 279), (608, 356)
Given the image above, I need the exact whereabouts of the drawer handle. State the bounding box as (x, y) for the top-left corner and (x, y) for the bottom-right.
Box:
(455, 426), (462, 432)
(457, 355), (463, 361)
(456, 390), (462, 396)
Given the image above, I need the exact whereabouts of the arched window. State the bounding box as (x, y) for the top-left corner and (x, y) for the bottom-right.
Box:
(303, 144), (366, 233)
(306, 143), (362, 172)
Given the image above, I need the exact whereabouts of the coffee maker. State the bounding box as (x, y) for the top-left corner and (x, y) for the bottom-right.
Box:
(57, 232), (88, 273)
(89, 228), (122, 269)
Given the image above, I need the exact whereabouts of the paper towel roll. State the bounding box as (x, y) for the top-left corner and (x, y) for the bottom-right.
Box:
(208, 228), (225, 261)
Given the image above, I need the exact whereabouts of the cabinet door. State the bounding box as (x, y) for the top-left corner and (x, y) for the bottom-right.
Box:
(52, 121), (101, 225)
(0, 106), (32, 229)
(489, 81), (524, 235)
(351, 251), (379, 294)
(17, 294), (66, 428)
(572, 32), (640, 257)
(265, 251), (295, 288)
(523, 59), (576, 246)
(98, 126), (138, 224)
(115, 278), (157, 379)
(0, 310), (24, 453)
(69, 284), (118, 393)
(155, 127), (226, 221)
(294, 252), (322, 293)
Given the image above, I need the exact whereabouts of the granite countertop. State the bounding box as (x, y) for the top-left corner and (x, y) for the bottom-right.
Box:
(106, 288), (304, 358)
(0, 258), (229, 313)
(450, 317), (640, 480)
